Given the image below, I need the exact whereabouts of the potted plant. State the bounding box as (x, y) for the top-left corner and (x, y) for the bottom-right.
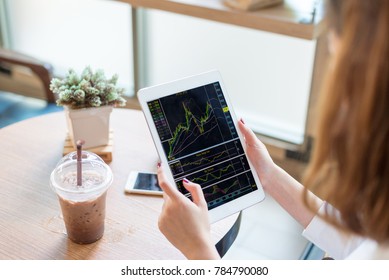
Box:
(50, 66), (126, 149)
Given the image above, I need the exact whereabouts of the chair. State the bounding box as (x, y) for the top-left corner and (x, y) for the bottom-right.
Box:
(0, 48), (62, 128)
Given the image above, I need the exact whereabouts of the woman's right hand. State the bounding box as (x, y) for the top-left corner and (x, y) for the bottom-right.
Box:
(237, 119), (276, 192)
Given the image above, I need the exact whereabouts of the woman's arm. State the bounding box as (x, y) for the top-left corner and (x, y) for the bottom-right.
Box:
(240, 120), (367, 259)
(237, 120), (323, 228)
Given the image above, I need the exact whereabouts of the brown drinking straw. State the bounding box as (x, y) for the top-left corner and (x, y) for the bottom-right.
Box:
(76, 140), (85, 186)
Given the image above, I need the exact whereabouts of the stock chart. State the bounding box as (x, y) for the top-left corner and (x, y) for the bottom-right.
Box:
(148, 82), (258, 210)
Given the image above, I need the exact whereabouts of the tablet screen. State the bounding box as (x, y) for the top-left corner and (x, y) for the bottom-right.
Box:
(147, 82), (259, 210)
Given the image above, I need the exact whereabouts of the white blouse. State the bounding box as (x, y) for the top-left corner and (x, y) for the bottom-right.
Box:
(302, 203), (389, 259)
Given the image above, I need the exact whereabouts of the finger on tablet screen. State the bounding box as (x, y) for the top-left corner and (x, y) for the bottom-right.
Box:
(157, 164), (181, 199)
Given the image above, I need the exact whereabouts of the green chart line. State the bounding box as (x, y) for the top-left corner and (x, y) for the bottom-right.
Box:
(168, 101), (212, 159)
(181, 150), (228, 168)
(192, 163), (234, 183)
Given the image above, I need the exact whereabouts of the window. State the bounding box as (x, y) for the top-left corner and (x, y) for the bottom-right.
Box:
(5, 0), (134, 95)
(4, 0), (319, 145)
(143, 10), (316, 144)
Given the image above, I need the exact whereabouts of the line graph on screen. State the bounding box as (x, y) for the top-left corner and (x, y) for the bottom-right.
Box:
(148, 82), (258, 209)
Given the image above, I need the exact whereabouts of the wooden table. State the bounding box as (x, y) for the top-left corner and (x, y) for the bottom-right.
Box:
(0, 109), (237, 260)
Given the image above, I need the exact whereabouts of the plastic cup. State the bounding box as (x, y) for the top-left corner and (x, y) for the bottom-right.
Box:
(50, 151), (113, 244)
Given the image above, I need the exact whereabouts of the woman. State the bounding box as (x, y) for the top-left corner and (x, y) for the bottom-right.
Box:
(157, 0), (389, 259)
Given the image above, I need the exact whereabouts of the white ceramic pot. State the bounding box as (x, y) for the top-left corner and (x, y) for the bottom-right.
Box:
(64, 106), (113, 149)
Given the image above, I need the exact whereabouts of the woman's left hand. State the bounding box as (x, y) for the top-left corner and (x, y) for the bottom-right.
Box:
(157, 164), (220, 259)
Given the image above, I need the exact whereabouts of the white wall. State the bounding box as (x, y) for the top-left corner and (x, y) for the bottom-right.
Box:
(144, 10), (316, 144)
(6, 0), (133, 93)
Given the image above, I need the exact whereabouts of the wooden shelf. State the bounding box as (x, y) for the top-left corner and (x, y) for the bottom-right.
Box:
(119, 0), (325, 39)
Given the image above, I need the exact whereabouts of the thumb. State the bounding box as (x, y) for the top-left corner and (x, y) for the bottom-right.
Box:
(182, 178), (207, 208)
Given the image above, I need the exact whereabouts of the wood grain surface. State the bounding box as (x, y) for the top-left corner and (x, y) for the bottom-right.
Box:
(120, 0), (324, 39)
(0, 109), (236, 260)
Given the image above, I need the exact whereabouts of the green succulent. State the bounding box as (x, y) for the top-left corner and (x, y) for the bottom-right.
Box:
(50, 66), (126, 109)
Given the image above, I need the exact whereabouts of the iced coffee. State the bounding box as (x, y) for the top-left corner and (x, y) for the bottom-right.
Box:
(50, 151), (113, 244)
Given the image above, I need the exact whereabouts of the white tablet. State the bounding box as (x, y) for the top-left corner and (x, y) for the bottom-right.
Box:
(138, 70), (265, 223)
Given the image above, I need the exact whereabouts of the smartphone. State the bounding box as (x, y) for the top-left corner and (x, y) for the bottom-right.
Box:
(124, 171), (163, 196)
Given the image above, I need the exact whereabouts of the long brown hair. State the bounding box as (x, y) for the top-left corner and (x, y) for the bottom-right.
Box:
(303, 0), (389, 242)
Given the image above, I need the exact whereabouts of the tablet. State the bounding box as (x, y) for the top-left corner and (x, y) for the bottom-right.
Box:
(138, 70), (265, 223)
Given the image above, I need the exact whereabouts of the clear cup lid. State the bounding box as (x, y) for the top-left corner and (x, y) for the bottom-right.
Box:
(50, 151), (113, 200)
